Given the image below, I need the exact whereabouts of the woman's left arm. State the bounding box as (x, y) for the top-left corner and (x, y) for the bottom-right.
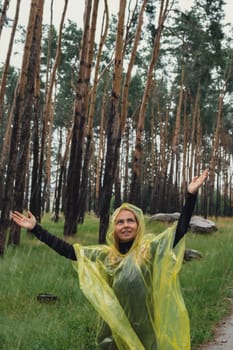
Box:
(173, 169), (209, 247)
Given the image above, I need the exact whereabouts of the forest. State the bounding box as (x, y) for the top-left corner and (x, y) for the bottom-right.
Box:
(0, 0), (232, 256)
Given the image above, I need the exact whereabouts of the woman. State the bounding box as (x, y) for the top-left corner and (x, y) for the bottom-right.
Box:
(11, 169), (209, 350)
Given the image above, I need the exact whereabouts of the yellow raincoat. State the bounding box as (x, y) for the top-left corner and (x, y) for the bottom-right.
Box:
(73, 203), (190, 350)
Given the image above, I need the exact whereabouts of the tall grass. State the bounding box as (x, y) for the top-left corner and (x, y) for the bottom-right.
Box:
(0, 215), (233, 349)
(182, 218), (233, 348)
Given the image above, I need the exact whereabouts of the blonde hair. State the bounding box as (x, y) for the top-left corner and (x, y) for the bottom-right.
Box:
(106, 203), (145, 252)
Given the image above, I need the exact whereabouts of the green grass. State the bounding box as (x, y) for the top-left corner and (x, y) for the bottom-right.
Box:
(182, 218), (233, 348)
(1, 215), (233, 349)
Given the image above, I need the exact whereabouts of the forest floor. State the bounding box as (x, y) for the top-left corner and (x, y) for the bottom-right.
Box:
(198, 304), (233, 350)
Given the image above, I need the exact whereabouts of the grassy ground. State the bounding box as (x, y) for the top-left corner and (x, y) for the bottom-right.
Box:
(0, 214), (233, 349)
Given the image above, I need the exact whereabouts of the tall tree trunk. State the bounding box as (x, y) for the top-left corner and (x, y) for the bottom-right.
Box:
(113, 160), (121, 210)
(42, 0), (68, 215)
(0, 91), (17, 207)
(95, 75), (108, 214)
(222, 137), (231, 216)
(181, 89), (188, 204)
(189, 85), (200, 182)
(157, 99), (170, 212)
(168, 66), (184, 210)
(98, 0), (127, 243)
(43, 101), (54, 213)
(0, 0), (21, 123)
(0, 0), (10, 38)
(77, 0), (104, 223)
(53, 128), (72, 221)
(8, 0), (44, 247)
(64, 0), (94, 235)
(148, 102), (157, 214)
(0, 0), (44, 255)
(122, 121), (130, 203)
(209, 54), (232, 215)
(36, 1), (55, 219)
(120, 0), (148, 133)
(29, 57), (41, 219)
(193, 104), (202, 213)
(130, 0), (169, 205)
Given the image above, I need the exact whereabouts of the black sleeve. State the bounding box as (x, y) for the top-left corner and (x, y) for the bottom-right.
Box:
(173, 192), (197, 247)
(31, 224), (77, 261)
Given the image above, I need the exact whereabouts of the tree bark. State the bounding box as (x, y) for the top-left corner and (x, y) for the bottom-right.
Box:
(8, 0), (44, 247)
(0, 0), (10, 38)
(64, 0), (94, 235)
(77, 0), (103, 223)
(0, 0), (21, 123)
(130, 0), (170, 205)
(0, 0), (44, 254)
(98, 0), (127, 243)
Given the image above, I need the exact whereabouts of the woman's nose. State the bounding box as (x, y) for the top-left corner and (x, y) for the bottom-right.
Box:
(123, 220), (129, 226)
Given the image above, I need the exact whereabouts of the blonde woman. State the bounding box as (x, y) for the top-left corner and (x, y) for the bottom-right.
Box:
(12, 170), (208, 350)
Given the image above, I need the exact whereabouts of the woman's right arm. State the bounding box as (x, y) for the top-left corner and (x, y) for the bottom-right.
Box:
(31, 224), (77, 260)
(11, 211), (77, 260)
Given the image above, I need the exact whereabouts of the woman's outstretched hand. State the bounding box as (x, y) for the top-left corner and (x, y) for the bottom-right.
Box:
(11, 210), (37, 230)
(188, 169), (209, 194)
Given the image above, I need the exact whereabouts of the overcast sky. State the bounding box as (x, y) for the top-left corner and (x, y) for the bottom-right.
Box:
(0, 0), (232, 67)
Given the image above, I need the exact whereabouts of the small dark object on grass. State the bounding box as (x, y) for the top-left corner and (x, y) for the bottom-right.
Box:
(184, 248), (203, 262)
(37, 293), (58, 303)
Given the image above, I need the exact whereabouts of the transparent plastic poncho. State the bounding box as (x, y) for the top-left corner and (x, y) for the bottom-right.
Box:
(72, 203), (190, 350)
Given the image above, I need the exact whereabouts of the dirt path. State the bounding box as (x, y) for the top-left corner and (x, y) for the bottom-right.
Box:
(198, 311), (233, 350)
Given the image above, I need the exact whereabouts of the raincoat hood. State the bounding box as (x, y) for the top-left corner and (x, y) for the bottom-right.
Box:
(106, 203), (145, 253)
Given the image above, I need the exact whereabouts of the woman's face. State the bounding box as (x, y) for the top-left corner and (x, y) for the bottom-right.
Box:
(114, 209), (138, 243)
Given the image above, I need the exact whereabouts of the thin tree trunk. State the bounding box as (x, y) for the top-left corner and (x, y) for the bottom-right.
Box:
(77, 0), (104, 223)
(36, 1), (54, 219)
(189, 85), (199, 180)
(0, 87), (17, 206)
(0, 0), (10, 38)
(181, 89), (188, 204)
(98, 0), (127, 243)
(130, 0), (170, 205)
(53, 128), (72, 221)
(121, 0), (148, 133)
(0, 0), (44, 255)
(42, 0), (68, 214)
(122, 121), (130, 203)
(95, 75), (108, 214)
(0, 0), (21, 123)
(168, 65), (185, 210)
(64, 0), (93, 235)
(29, 51), (42, 219)
(8, 0), (44, 247)
(209, 53), (232, 215)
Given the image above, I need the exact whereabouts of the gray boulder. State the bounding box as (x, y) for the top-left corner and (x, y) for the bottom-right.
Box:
(150, 212), (180, 223)
(189, 215), (217, 233)
(150, 213), (217, 233)
(184, 248), (203, 262)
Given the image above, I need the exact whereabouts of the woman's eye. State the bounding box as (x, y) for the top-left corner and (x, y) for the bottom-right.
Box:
(116, 220), (123, 225)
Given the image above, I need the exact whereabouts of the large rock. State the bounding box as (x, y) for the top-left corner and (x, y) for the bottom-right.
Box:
(150, 213), (217, 233)
(150, 212), (180, 223)
(189, 215), (217, 233)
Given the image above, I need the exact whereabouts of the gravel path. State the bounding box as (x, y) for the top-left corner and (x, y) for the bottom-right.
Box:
(198, 311), (233, 350)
